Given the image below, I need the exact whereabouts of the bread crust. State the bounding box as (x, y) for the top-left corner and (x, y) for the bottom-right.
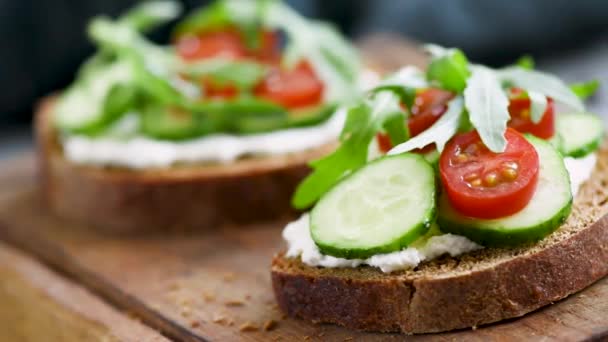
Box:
(271, 150), (608, 333)
(36, 97), (335, 233)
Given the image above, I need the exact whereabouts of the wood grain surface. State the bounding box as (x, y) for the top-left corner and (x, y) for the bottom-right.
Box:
(1, 34), (608, 341)
(0, 240), (167, 342)
(0, 154), (607, 341)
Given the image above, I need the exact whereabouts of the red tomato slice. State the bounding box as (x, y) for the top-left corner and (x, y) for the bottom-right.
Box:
(177, 28), (280, 62)
(176, 30), (248, 61)
(508, 89), (555, 139)
(254, 61), (324, 108)
(376, 88), (454, 153)
(408, 88), (454, 137)
(439, 128), (540, 219)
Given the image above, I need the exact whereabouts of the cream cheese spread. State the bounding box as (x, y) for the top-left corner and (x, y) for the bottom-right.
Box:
(63, 108), (346, 169)
(283, 153), (597, 273)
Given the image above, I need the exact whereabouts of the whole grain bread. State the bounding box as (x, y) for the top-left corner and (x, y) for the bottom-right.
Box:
(272, 143), (608, 334)
(36, 97), (335, 234)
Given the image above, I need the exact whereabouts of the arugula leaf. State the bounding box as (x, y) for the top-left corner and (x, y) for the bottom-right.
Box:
(515, 55), (535, 70)
(425, 44), (470, 92)
(464, 66), (510, 152)
(500, 67), (584, 112)
(570, 80), (600, 100)
(120, 0), (182, 32)
(292, 91), (404, 209)
(388, 96), (464, 154)
(89, 17), (201, 104)
(528, 90), (547, 124)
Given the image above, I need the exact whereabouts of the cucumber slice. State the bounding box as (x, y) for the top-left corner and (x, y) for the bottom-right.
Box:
(557, 112), (603, 158)
(438, 136), (572, 247)
(311, 153), (436, 259)
(140, 104), (215, 140)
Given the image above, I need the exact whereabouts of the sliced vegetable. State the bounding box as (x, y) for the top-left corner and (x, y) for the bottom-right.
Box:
(507, 89), (555, 139)
(500, 67), (584, 113)
(438, 135), (572, 246)
(254, 61), (325, 109)
(140, 104), (213, 140)
(439, 128), (540, 219)
(556, 112), (603, 158)
(388, 96), (464, 154)
(311, 153), (435, 259)
(292, 90), (404, 209)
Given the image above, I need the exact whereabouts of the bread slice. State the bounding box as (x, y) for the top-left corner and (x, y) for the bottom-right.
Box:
(271, 144), (608, 334)
(36, 97), (336, 233)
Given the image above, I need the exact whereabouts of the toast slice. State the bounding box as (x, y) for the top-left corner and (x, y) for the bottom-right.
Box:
(36, 97), (336, 233)
(271, 144), (608, 334)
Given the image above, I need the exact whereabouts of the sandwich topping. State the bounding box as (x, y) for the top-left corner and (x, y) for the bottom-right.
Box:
(54, 0), (368, 168)
(284, 47), (602, 273)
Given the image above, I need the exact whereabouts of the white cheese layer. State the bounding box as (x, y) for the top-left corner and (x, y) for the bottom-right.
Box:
(564, 154), (597, 196)
(284, 153), (597, 273)
(63, 109), (345, 169)
(283, 214), (482, 273)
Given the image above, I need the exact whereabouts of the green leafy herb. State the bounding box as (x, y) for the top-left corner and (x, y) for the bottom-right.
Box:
(425, 44), (470, 92)
(528, 91), (547, 124)
(292, 91), (404, 209)
(464, 66), (510, 152)
(499, 67), (584, 112)
(388, 96), (464, 154)
(570, 80), (600, 100)
(54, 60), (135, 134)
(515, 55), (535, 70)
(120, 0), (182, 32)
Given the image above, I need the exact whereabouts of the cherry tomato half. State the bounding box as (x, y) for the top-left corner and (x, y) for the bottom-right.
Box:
(439, 128), (540, 219)
(254, 61), (324, 109)
(376, 88), (454, 153)
(507, 88), (555, 139)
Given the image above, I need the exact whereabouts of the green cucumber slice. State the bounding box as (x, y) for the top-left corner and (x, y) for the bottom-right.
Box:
(438, 136), (572, 247)
(556, 112), (603, 158)
(140, 105), (215, 140)
(310, 153), (436, 259)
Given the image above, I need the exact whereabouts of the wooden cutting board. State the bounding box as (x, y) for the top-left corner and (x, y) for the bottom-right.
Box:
(1, 35), (608, 341)
(1, 157), (608, 342)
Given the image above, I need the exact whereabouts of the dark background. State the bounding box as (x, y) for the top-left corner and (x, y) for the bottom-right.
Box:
(1, 0), (608, 157)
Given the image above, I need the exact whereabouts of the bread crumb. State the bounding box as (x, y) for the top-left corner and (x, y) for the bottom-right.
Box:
(223, 272), (236, 282)
(225, 299), (245, 307)
(239, 321), (259, 332)
(212, 313), (233, 326)
(202, 290), (216, 302)
(472, 325), (477, 331)
(190, 320), (201, 328)
(180, 307), (191, 318)
(263, 319), (278, 331)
